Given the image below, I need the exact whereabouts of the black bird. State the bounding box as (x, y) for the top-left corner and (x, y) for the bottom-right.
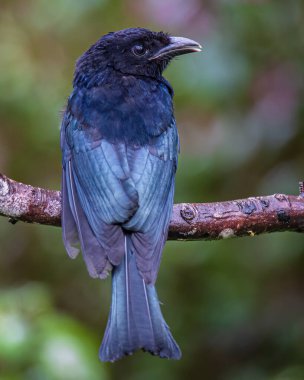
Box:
(60, 27), (201, 362)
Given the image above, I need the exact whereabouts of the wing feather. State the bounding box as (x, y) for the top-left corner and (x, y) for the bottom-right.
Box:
(124, 124), (179, 283)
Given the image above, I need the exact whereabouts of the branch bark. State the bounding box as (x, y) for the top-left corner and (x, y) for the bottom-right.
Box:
(1, 173), (304, 240)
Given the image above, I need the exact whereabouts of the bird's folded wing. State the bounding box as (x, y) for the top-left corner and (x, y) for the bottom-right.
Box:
(61, 113), (138, 278)
(124, 123), (179, 284)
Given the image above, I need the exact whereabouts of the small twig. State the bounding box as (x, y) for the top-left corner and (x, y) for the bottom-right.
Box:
(0, 173), (304, 241)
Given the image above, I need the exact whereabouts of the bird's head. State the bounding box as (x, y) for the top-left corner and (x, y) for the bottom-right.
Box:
(75, 28), (202, 86)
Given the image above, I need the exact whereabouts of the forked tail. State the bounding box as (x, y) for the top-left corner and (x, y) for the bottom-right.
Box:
(99, 235), (181, 362)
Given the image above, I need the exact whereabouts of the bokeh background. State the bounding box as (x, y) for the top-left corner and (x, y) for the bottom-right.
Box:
(0, 1), (303, 379)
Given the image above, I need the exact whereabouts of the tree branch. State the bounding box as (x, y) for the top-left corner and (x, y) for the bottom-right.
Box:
(1, 173), (304, 240)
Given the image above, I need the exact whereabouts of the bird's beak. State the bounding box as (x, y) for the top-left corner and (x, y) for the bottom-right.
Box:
(149, 36), (202, 60)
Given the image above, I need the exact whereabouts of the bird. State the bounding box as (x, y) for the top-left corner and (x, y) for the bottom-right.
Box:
(60, 27), (201, 362)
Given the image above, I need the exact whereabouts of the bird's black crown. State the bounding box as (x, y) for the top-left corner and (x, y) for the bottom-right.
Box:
(74, 28), (201, 87)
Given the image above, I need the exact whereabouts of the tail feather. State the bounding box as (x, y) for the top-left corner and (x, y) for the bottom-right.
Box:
(99, 235), (181, 362)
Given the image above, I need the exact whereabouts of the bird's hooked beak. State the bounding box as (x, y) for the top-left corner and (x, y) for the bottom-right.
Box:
(150, 36), (202, 60)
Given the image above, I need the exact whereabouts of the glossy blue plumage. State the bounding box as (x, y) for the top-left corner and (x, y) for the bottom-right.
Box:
(60, 27), (199, 361)
(100, 239), (181, 362)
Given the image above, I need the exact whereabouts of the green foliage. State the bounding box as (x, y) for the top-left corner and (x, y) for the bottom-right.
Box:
(0, 0), (303, 379)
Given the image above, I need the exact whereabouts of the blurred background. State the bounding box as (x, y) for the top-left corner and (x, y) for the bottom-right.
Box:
(0, 0), (303, 379)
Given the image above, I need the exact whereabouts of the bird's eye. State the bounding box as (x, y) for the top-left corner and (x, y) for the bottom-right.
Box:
(132, 44), (148, 57)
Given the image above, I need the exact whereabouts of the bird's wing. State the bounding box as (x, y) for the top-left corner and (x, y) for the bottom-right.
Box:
(61, 112), (138, 279)
(124, 122), (179, 284)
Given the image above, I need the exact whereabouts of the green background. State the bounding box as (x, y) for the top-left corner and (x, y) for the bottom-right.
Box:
(0, 1), (303, 379)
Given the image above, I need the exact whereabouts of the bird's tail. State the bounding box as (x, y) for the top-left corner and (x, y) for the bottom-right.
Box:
(99, 235), (181, 362)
